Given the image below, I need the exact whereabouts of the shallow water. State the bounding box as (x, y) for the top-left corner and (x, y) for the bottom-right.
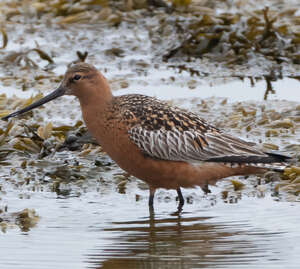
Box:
(1, 188), (300, 269)
(116, 74), (300, 102)
(1, 3), (300, 269)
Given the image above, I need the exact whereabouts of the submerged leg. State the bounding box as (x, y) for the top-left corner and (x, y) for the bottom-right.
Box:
(176, 187), (184, 210)
(148, 186), (156, 208)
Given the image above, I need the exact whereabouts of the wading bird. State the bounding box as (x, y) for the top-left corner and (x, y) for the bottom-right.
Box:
(2, 63), (290, 210)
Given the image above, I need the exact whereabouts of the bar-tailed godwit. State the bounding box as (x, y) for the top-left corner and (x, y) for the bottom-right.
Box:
(2, 63), (290, 210)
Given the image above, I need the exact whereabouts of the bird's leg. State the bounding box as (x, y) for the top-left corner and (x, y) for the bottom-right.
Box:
(148, 186), (156, 208)
(201, 181), (211, 194)
(176, 187), (184, 211)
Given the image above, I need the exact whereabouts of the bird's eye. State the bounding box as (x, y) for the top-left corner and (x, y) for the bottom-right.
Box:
(73, 74), (81, 81)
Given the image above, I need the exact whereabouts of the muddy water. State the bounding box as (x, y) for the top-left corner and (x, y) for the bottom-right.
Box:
(1, 7), (300, 269)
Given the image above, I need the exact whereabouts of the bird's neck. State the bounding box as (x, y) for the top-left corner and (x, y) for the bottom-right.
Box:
(78, 74), (114, 143)
(78, 74), (113, 109)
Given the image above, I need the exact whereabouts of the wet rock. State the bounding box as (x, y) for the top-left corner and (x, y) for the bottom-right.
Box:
(59, 131), (97, 151)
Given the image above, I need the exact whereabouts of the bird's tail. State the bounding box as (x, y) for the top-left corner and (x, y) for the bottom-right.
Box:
(207, 152), (293, 172)
(251, 152), (292, 172)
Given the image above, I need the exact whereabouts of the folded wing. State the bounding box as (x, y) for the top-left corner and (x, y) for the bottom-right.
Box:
(129, 126), (273, 163)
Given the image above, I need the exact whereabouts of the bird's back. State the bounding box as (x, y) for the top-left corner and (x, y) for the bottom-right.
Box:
(114, 94), (217, 132)
(113, 94), (290, 170)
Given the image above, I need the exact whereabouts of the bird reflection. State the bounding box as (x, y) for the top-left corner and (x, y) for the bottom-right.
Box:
(85, 209), (276, 269)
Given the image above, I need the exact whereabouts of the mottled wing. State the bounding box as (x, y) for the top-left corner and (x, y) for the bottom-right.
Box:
(129, 127), (267, 162)
(119, 94), (268, 163)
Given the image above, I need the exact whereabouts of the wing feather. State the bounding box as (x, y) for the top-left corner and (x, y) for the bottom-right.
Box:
(129, 127), (267, 162)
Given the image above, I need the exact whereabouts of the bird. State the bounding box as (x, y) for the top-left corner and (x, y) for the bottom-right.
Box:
(2, 63), (290, 210)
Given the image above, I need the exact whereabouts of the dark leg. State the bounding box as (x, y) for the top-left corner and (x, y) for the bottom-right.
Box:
(148, 186), (156, 208)
(176, 187), (184, 210)
(201, 181), (211, 194)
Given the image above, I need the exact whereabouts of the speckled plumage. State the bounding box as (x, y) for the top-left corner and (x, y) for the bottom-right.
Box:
(115, 94), (214, 132)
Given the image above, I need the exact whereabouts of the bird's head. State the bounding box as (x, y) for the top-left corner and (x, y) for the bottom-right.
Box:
(2, 63), (110, 120)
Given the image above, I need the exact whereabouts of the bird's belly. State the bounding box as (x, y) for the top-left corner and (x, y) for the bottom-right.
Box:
(110, 143), (265, 189)
(102, 136), (247, 189)
(97, 132), (195, 188)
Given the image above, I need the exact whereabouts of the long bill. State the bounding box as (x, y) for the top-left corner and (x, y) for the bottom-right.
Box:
(1, 86), (65, 121)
